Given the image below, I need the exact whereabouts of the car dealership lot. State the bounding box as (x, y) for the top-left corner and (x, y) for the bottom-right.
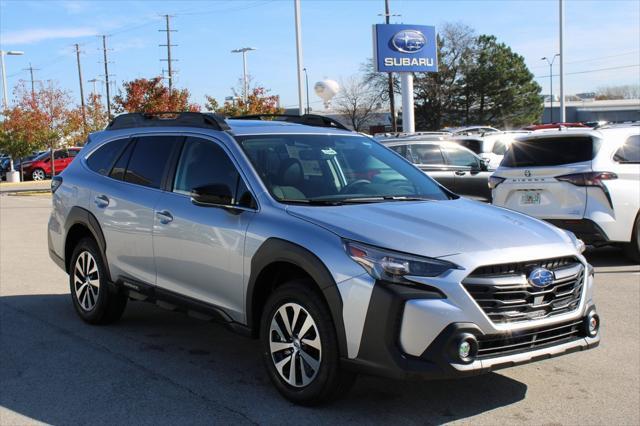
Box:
(1, 194), (638, 425)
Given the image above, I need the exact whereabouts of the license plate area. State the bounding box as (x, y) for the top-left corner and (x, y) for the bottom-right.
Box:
(520, 191), (541, 205)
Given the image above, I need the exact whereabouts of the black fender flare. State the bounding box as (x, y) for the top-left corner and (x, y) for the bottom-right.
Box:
(64, 206), (111, 282)
(246, 238), (348, 357)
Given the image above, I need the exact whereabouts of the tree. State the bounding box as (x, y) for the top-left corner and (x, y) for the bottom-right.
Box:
(334, 76), (383, 132)
(596, 84), (640, 100)
(461, 35), (542, 128)
(205, 86), (282, 116)
(0, 100), (49, 174)
(113, 77), (200, 113)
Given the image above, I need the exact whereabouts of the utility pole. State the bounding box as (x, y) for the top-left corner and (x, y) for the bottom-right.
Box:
(23, 63), (40, 97)
(74, 44), (87, 130)
(159, 14), (177, 95)
(88, 78), (102, 95)
(559, 0), (566, 122)
(384, 0), (397, 132)
(293, 0), (304, 115)
(101, 35), (112, 119)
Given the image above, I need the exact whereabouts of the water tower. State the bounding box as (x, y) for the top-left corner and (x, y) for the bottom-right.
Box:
(314, 79), (340, 110)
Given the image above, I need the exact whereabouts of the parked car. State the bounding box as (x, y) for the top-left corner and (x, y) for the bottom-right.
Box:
(491, 126), (640, 261)
(0, 157), (10, 181)
(442, 126), (501, 136)
(383, 139), (493, 201)
(21, 148), (81, 181)
(523, 122), (588, 131)
(452, 131), (532, 169)
(49, 112), (599, 405)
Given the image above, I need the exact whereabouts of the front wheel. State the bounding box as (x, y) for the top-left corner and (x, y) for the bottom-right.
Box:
(260, 281), (355, 405)
(31, 168), (46, 181)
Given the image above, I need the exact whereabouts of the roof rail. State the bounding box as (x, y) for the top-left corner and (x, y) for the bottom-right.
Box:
(106, 112), (230, 131)
(231, 114), (350, 131)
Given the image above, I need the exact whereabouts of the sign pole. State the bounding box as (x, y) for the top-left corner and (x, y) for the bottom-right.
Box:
(400, 72), (414, 132)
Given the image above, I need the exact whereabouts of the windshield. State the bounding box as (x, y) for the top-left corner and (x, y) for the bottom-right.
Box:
(237, 134), (450, 204)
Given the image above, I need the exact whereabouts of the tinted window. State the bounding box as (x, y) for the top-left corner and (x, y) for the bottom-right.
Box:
(454, 139), (482, 154)
(54, 150), (68, 160)
(492, 140), (509, 155)
(443, 146), (479, 168)
(109, 140), (135, 180)
(614, 135), (640, 163)
(124, 136), (178, 189)
(389, 145), (409, 159)
(68, 149), (79, 157)
(86, 138), (129, 176)
(411, 144), (445, 165)
(174, 137), (240, 198)
(502, 137), (596, 167)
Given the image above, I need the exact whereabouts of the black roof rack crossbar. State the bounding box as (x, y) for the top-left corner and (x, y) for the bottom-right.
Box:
(232, 114), (350, 131)
(107, 112), (230, 131)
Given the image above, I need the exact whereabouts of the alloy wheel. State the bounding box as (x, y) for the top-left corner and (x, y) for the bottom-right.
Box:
(73, 251), (100, 311)
(269, 302), (322, 388)
(32, 169), (45, 181)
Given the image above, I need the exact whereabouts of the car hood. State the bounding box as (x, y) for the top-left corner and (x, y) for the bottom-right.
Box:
(286, 198), (571, 258)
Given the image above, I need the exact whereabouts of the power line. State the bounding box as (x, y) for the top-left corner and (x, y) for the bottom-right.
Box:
(530, 50), (640, 69)
(535, 63), (640, 79)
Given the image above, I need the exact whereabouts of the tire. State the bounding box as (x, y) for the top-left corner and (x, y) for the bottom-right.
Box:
(69, 238), (127, 324)
(623, 214), (640, 263)
(31, 168), (46, 181)
(260, 280), (356, 405)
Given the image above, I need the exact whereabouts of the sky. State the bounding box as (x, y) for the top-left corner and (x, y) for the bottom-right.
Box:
(1, 0), (639, 110)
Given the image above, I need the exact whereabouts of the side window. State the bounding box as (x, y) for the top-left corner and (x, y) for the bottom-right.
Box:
(54, 150), (68, 160)
(443, 146), (480, 168)
(68, 149), (79, 158)
(390, 145), (409, 160)
(86, 138), (129, 176)
(173, 137), (247, 204)
(492, 140), (508, 155)
(109, 140), (135, 180)
(411, 144), (445, 165)
(614, 135), (640, 163)
(124, 136), (179, 189)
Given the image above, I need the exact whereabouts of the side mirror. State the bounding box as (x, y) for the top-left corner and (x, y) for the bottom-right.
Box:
(480, 158), (490, 171)
(190, 184), (233, 207)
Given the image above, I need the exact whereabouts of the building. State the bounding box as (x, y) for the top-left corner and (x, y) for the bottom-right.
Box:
(542, 99), (640, 123)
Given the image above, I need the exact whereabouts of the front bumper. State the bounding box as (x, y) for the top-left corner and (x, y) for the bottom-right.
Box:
(342, 279), (599, 380)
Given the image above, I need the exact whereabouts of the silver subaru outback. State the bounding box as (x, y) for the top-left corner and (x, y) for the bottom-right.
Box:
(48, 112), (599, 405)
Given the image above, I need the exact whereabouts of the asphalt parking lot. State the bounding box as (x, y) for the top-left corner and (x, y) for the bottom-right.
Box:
(1, 194), (638, 425)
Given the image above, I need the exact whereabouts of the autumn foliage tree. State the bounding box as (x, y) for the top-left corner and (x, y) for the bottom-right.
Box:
(0, 81), (82, 177)
(113, 77), (200, 113)
(205, 86), (282, 117)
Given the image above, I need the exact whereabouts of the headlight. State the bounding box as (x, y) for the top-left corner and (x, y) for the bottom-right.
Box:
(344, 240), (460, 284)
(563, 230), (586, 253)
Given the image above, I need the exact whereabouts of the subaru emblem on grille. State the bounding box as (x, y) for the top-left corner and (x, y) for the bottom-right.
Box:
(528, 267), (555, 288)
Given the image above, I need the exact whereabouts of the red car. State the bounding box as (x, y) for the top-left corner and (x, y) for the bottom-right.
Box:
(21, 148), (81, 181)
(522, 122), (588, 131)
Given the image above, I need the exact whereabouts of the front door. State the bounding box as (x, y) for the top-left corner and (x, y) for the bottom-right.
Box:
(152, 136), (256, 321)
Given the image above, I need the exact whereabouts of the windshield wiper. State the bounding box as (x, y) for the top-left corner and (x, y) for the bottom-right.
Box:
(282, 199), (344, 206)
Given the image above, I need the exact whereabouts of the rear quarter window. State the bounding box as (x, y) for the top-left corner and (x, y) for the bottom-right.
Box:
(86, 138), (129, 176)
(501, 137), (598, 167)
(613, 135), (640, 163)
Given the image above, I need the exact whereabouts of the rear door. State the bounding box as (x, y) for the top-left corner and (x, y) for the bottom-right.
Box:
(441, 145), (492, 201)
(492, 136), (595, 219)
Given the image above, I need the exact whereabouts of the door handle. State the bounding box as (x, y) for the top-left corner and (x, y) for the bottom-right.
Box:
(94, 194), (109, 208)
(156, 210), (174, 224)
(455, 171), (467, 176)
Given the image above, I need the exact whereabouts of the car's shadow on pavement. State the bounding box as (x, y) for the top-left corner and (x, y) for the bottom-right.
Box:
(1, 293), (527, 425)
(584, 246), (639, 269)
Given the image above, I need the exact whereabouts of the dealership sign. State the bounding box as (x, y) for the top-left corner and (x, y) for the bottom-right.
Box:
(373, 24), (438, 73)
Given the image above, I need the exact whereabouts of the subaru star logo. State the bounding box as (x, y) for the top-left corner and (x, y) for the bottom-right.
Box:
(524, 170), (531, 177)
(528, 267), (555, 288)
(391, 30), (426, 53)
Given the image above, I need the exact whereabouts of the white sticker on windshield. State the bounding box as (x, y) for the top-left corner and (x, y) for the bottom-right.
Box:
(321, 148), (337, 155)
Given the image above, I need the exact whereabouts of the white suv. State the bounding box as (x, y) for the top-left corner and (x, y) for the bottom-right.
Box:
(491, 126), (640, 261)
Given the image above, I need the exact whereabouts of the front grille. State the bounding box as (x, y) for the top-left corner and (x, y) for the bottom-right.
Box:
(477, 319), (584, 359)
(463, 256), (584, 324)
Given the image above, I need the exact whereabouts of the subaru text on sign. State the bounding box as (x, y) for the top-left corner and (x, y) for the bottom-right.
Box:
(373, 24), (438, 72)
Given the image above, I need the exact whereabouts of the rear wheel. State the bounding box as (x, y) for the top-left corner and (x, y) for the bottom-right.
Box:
(31, 168), (46, 181)
(69, 238), (127, 324)
(260, 280), (355, 405)
(623, 214), (640, 263)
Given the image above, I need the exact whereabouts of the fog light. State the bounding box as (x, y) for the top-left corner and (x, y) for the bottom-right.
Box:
(585, 311), (599, 337)
(459, 341), (471, 359)
(454, 333), (478, 363)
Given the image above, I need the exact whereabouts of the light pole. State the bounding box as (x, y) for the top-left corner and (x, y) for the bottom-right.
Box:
(303, 67), (310, 114)
(0, 50), (24, 110)
(231, 47), (256, 104)
(294, 0), (304, 115)
(541, 54), (559, 123)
